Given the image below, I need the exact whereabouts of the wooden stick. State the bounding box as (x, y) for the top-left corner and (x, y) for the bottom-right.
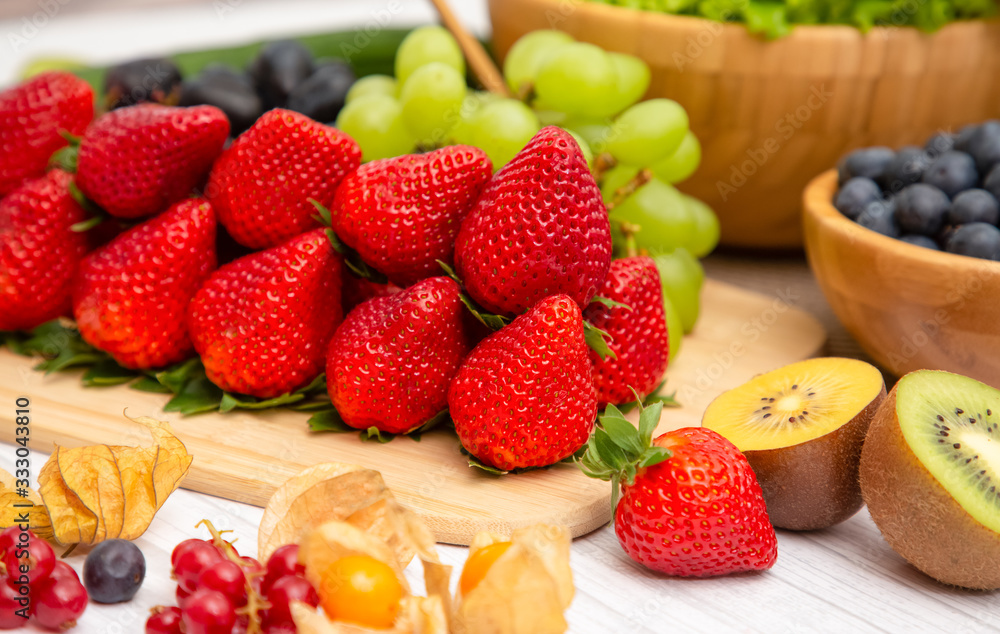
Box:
(428, 0), (511, 97)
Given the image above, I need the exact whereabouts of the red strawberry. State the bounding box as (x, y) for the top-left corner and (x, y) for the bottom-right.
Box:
(332, 146), (492, 287)
(207, 109), (361, 250)
(72, 198), (217, 369)
(0, 72), (94, 197)
(187, 228), (343, 398)
(341, 272), (401, 314)
(0, 170), (88, 331)
(453, 126), (612, 316)
(580, 407), (778, 577)
(327, 276), (474, 435)
(76, 104), (229, 218)
(448, 294), (597, 470)
(583, 257), (670, 407)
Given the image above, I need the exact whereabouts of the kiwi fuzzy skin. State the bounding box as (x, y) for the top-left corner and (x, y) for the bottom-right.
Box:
(860, 384), (1000, 590)
(745, 383), (886, 531)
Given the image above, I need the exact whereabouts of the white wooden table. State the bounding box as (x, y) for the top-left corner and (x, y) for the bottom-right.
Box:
(1, 1), (997, 631)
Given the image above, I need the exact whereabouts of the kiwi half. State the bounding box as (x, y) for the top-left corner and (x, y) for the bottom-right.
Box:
(860, 369), (1000, 590)
(702, 357), (886, 530)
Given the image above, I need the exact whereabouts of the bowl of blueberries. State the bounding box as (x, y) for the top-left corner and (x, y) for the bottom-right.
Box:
(803, 121), (1000, 387)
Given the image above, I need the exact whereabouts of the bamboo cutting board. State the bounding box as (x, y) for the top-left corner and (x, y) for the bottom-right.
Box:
(0, 279), (825, 545)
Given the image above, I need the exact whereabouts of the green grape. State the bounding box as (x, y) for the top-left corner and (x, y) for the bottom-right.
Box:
(608, 176), (696, 255)
(394, 25), (465, 87)
(653, 248), (704, 334)
(562, 116), (613, 155)
(600, 164), (640, 204)
(503, 29), (574, 96)
(563, 129), (594, 168)
(449, 91), (501, 145)
(607, 53), (651, 115)
(399, 62), (467, 148)
(345, 75), (397, 105)
(335, 95), (416, 162)
(651, 131), (701, 184)
(464, 99), (541, 170)
(662, 290), (683, 362)
(684, 195), (720, 258)
(535, 109), (568, 127)
(534, 43), (620, 118)
(606, 99), (689, 167)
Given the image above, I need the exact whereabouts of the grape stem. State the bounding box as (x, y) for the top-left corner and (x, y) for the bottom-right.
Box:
(606, 168), (653, 212)
(592, 152), (617, 183)
(195, 519), (269, 634)
(516, 81), (535, 104)
(609, 218), (642, 258)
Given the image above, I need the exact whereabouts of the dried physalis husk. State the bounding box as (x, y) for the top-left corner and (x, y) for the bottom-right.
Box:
(454, 524), (574, 634)
(0, 471), (52, 541)
(258, 462), (420, 566)
(0, 415), (191, 546)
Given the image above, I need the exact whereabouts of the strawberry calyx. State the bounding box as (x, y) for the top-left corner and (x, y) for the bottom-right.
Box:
(577, 399), (672, 515)
(615, 379), (682, 414)
(309, 199), (388, 284)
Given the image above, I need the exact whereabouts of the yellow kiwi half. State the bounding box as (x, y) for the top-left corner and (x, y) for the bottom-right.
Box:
(702, 357), (886, 530)
(860, 370), (1000, 590)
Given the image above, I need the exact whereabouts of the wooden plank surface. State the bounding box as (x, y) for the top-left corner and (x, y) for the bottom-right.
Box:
(0, 278), (825, 545)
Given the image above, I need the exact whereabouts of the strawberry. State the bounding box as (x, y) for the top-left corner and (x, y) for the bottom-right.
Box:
(448, 294), (597, 470)
(453, 126), (612, 316)
(331, 146), (492, 287)
(0, 72), (94, 197)
(327, 276), (474, 435)
(579, 405), (778, 577)
(341, 272), (400, 314)
(187, 228), (343, 398)
(207, 108), (361, 250)
(583, 257), (670, 407)
(72, 198), (217, 369)
(0, 170), (89, 331)
(75, 104), (229, 218)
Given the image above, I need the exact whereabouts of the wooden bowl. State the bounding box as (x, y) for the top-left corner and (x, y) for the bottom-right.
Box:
(488, 0), (1000, 249)
(803, 170), (1000, 387)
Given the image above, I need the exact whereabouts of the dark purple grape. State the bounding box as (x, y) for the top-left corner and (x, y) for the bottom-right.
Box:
(945, 222), (1000, 260)
(103, 57), (182, 110)
(180, 64), (263, 135)
(834, 177), (883, 220)
(948, 189), (1000, 226)
(895, 184), (949, 236)
(900, 234), (940, 250)
(921, 151), (978, 198)
(882, 146), (932, 194)
(924, 132), (955, 157)
(837, 147), (894, 185)
(287, 61), (355, 123)
(984, 164), (1000, 202)
(966, 120), (1000, 174)
(856, 199), (900, 238)
(954, 124), (979, 153)
(83, 539), (146, 604)
(249, 40), (314, 109)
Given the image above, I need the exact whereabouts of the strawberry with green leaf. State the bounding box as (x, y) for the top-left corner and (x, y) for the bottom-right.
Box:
(448, 293), (597, 471)
(579, 403), (778, 577)
(326, 276), (474, 435)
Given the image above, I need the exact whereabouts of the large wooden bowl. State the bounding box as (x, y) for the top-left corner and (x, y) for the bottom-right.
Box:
(803, 170), (1000, 387)
(489, 0), (1000, 248)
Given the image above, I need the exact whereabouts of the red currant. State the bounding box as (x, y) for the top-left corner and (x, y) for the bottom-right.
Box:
(48, 561), (80, 584)
(146, 605), (182, 634)
(3, 532), (55, 589)
(181, 588), (236, 634)
(265, 575), (318, 624)
(198, 560), (247, 607)
(261, 619), (297, 634)
(32, 576), (88, 631)
(0, 528), (20, 558)
(0, 577), (28, 629)
(176, 583), (192, 608)
(170, 538), (208, 569)
(173, 541), (224, 593)
(262, 545), (303, 594)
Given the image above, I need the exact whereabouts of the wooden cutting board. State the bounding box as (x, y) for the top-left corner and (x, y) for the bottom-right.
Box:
(0, 279), (825, 545)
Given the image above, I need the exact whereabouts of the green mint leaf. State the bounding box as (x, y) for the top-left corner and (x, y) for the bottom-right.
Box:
(81, 359), (140, 386)
(163, 376), (224, 416)
(294, 373), (327, 396)
(130, 376), (173, 394)
(156, 358), (205, 394)
(220, 391), (306, 412)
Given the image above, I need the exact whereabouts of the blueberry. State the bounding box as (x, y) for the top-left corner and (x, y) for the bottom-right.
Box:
(287, 61), (356, 123)
(882, 146), (932, 194)
(948, 189), (1000, 226)
(900, 234), (940, 250)
(945, 222), (1000, 260)
(103, 57), (182, 110)
(82, 539), (145, 604)
(954, 124), (979, 153)
(180, 64), (263, 135)
(837, 147), (894, 185)
(984, 164), (1000, 202)
(925, 132), (955, 157)
(834, 177), (883, 220)
(895, 184), (949, 236)
(249, 40), (315, 109)
(967, 120), (1000, 174)
(856, 199), (900, 238)
(921, 151), (978, 198)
